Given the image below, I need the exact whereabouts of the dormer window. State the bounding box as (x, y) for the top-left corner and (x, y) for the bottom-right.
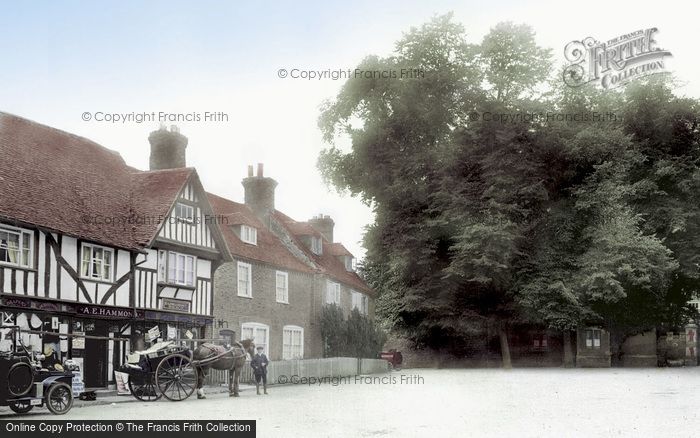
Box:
(174, 202), (194, 224)
(241, 225), (257, 245)
(311, 236), (323, 255)
(344, 256), (355, 272)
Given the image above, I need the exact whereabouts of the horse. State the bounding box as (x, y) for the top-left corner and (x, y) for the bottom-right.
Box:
(192, 339), (255, 398)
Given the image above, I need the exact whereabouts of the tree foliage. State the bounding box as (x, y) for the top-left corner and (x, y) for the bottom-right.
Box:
(321, 305), (386, 358)
(319, 14), (700, 353)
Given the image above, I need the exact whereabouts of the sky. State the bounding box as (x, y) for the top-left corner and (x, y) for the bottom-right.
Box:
(1, 0), (697, 260)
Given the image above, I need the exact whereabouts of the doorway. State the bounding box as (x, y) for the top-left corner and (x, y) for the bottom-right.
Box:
(83, 320), (108, 388)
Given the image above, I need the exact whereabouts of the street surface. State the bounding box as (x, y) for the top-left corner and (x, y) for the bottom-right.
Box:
(3, 368), (699, 437)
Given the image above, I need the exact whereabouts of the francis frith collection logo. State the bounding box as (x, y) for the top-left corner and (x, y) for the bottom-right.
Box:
(563, 28), (672, 89)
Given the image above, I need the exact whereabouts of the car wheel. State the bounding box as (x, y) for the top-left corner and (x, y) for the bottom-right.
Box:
(45, 383), (73, 415)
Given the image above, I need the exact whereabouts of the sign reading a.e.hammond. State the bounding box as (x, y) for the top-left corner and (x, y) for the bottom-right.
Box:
(563, 28), (672, 89)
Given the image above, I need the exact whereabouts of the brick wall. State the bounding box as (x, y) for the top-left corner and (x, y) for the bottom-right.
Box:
(212, 255), (375, 362)
(212, 259), (320, 360)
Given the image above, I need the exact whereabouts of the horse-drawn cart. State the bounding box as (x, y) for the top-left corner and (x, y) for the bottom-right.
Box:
(119, 340), (249, 402)
(120, 342), (199, 402)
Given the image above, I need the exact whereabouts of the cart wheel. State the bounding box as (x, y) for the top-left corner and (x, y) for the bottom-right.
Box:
(45, 383), (73, 415)
(128, 376), (162, 402)
(155, 354), (198, 401)
(9, 401), (34, 414)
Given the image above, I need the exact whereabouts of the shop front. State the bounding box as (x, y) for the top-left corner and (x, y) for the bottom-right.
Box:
(1, 295), (214, 388)
(1, 296), (141, 388)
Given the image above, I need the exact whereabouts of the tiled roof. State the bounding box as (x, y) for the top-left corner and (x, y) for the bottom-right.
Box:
(220, 212), (258, 227)
(272, 211), (373, 295)
(326, 242), (353, 257)
(284, 221), (321, 237)
(0, 112), (197, 251)
(129, 168), (195, 247)
(206, 193), (315, 273)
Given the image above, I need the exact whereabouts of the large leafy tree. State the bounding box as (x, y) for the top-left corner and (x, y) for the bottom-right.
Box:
(319, 15), (699, 366)
(319, 16), (551, 366)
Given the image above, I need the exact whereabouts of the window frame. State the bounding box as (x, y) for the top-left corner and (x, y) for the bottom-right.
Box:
(276, 271), (289, 304)
(532, 334), (549, 350)
(240, 225), (257, 245)
(585, 328), (602, 349)
(311, 236), (323, 255)
(351, 290), (369, 315)
(0, 225), (33, 269)
(325, 281), (341, 306)
(80, 242), (114, 282)
(282, 325), (304, 360)
(241, 322), (269, 356)
(174, 202), (195, 224)
(237, 261), (253, 298)
(344, 256), (355, 272)
(157, 249), (196, 287)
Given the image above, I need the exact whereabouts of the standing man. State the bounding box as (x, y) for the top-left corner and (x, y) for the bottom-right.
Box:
(251, 345), (269, 395)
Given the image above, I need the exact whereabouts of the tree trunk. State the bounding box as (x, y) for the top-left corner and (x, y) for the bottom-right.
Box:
(563, 330), (574, 368)
(499, 327), (512, 369)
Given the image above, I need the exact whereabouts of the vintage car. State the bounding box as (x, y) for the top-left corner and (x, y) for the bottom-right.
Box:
(1, 326), (74, 415)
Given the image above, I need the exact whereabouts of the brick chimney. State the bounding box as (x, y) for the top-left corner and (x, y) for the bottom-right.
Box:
(148, 125), (188, 170)
(242, 163), (278, 219)
(309, 214), (334, 242)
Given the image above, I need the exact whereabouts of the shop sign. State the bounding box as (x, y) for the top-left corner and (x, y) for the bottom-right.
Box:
(147, 326), (161, 342)
(76, 304), (142, 319)
(161, 298), (191, 313)
(72, 332), (85, 349)
(144, 311), (212, 326)
(72, 369), (85, 396)
(35, 301), (61, 312)
(2, 297), (31, 309)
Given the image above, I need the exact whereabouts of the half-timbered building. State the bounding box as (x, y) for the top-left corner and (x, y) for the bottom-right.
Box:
(0, 113), (229, 387)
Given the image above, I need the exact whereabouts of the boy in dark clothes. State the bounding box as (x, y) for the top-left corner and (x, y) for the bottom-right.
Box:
(250, 345), (269, 395)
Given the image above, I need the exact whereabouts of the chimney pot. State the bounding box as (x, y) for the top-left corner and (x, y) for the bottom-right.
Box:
(148, 127), (188, 170)
(308, 215), (335, 242)
(242, 165), (277, 220)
